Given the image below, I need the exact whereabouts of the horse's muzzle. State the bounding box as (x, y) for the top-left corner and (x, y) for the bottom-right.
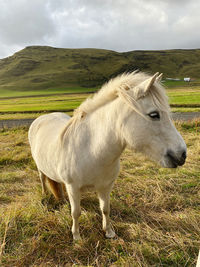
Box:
(166, 149), (187, 168)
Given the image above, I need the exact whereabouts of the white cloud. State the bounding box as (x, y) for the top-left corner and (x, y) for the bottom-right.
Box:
(0, 0), (55, 54)
(0, 0), (199, 58)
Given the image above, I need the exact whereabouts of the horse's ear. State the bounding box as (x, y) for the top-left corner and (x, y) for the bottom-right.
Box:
(156, 73), (163, 83)
(134, 72), (159, 99)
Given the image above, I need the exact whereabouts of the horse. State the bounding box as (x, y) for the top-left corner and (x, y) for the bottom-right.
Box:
(28, 71), (187, 240)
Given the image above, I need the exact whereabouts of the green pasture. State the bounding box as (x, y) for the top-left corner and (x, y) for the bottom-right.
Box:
(0, 86), (96, 98)
(167, 88), (200, 105)
(0, 94), (88, 113)
(163, 79), (200, 88)
(0, 86), (200, 119)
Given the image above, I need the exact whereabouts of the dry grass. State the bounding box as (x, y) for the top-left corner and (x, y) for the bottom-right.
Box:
(0, 122), (200, 266)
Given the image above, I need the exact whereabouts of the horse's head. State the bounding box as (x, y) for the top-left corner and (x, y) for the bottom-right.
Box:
(118, 72), (187, 168)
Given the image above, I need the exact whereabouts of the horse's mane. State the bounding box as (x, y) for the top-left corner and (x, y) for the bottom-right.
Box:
(61, 71), (169, 138)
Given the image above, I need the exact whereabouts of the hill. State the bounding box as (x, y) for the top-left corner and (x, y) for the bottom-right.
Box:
(0, 46), (200, 92)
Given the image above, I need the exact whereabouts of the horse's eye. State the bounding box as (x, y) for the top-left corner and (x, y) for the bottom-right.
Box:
(148, 111), (160, 120)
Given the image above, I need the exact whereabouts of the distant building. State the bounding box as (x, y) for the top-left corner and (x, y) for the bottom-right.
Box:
(184, 77), (191, 82)
(166, 78), (181, 81)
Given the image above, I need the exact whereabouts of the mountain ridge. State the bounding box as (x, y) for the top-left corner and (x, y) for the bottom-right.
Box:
(0, 45), (199, 91)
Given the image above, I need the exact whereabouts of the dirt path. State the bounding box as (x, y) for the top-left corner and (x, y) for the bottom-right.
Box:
(171, 112), (200, 121)
(0, 118), (34, 129)
(0, 112), (200, 129)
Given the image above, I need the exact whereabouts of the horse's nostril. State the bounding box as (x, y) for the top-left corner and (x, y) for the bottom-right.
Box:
(181, 151), (187, 160)
(166, 149), (186, 167)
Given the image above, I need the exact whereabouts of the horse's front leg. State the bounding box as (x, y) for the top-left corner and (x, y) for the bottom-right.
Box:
(97, 184), (115, 238)
(66, 184), (81, 240)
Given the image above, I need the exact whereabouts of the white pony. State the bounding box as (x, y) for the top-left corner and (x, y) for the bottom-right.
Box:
(28, 71), (187, 240)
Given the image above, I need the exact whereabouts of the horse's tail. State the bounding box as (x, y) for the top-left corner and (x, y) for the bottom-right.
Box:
(43, 175), (65, 201)
(38, 170), (65, 201)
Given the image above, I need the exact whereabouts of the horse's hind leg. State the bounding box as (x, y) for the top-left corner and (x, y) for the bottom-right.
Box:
(97, 184), (115, 238)
(38, 170), (48, 195)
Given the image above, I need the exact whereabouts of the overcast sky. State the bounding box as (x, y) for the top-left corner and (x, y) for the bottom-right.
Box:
(0, 0), (199, 58)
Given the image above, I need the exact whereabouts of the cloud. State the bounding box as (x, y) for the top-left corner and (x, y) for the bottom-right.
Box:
(0, 0), (56, 57)
(0, 0), (199, 58)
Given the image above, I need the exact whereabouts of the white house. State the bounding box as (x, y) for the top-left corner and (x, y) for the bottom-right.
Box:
(166, 78), (180, 81)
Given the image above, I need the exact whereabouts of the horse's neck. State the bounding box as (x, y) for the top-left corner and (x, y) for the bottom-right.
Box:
(84, 99), (126, 162)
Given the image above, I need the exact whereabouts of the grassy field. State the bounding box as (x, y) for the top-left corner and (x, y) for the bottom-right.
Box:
(0, 85), (200, 120)
(0, 121), (200, 266)
(0, 94), (89, 113)
(163, 80), (200, 88)
(168, 86), (200, 112)
(168, 87), (200, 105)
(0, 87), (97, 98)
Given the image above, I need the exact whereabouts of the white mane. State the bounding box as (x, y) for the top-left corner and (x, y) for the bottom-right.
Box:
(61, 71), (169, 137)
(75, 71), (169, 117)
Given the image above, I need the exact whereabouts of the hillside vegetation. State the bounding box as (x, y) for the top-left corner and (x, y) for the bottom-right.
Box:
(0, 46), (200, 92)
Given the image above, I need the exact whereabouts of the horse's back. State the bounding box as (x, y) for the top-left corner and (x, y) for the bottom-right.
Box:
(30, 112), (70, 128)
(29, 112), (70, 142)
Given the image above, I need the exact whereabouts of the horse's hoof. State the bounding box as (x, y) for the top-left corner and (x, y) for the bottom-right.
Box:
(73, 233), (81, 241)
(106, 229), (116, 239)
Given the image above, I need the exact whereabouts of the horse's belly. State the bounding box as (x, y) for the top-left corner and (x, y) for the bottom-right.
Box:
(80, 184), (95, 192)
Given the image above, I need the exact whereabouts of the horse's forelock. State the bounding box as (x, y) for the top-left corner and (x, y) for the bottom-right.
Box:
(116, 73), (169, 116)
(149, 84), (170, 112)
